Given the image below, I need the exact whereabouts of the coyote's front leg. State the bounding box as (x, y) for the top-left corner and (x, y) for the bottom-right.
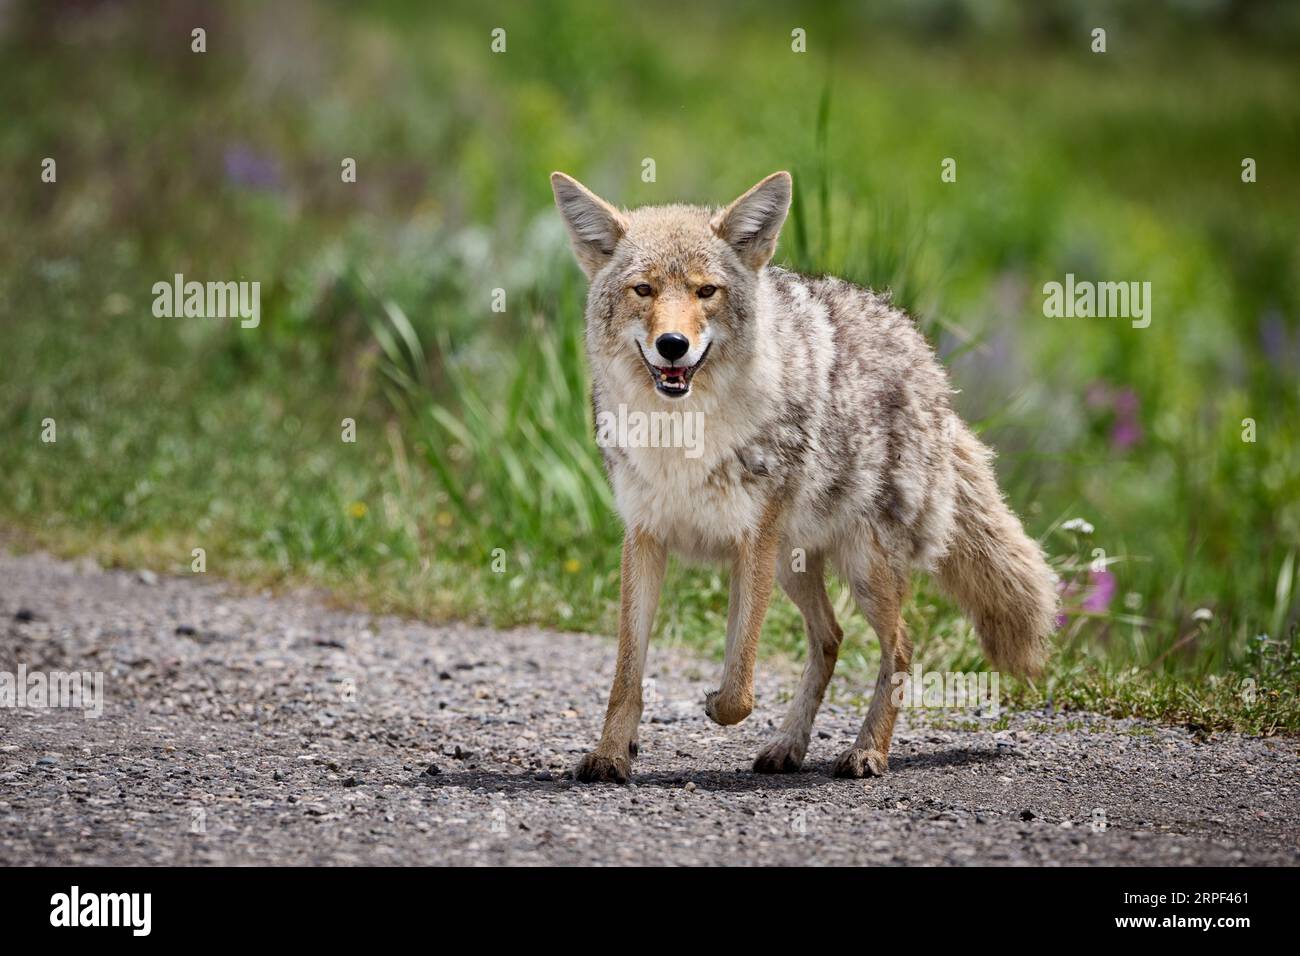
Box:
(704, 502), (781, 726)
(574, 528), (667, 784)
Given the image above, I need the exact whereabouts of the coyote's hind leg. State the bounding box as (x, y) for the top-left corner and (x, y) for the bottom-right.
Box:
(833, 557), (912, 778)
(753, 551), (843, 773)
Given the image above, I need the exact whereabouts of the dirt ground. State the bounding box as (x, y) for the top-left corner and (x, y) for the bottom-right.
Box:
(1, 549), (1295, 865)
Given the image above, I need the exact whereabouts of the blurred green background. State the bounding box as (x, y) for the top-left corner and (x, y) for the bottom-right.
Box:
(2, 0), (1297, 731)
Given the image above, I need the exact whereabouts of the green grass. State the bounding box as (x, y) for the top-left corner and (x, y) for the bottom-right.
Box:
(1, 1), (1297, 734)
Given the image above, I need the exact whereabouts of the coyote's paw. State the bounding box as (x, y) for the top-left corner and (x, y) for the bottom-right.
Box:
(573, 751), (631, 784)
(831, 747), (888, 778)
(753, 735), (806, 774)
(704, 689), (753, 726)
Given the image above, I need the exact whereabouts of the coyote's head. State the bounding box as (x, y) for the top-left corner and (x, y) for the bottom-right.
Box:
(551, 171), (791, 400)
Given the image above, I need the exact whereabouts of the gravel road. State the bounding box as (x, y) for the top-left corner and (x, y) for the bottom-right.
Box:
(0, 549), (1295, 866)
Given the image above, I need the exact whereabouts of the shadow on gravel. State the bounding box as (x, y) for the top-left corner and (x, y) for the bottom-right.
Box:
(889, 747), (1006, 772)
(413, 769), (832, 793)
(412, 746), (1007, 794)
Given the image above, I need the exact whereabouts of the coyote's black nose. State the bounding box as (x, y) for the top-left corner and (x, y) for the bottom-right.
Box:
(655, 332), (690, 362)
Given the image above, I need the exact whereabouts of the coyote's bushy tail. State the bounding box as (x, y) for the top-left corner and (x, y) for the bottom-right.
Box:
(934, 425), (1058, 678)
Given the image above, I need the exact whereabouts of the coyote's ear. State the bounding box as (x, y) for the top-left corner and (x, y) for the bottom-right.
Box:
(711, 171), (792, 270)
(550, 172), (628, 279)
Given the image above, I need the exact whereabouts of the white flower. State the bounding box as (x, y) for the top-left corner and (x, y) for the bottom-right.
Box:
(1061, 518), (1095, 535)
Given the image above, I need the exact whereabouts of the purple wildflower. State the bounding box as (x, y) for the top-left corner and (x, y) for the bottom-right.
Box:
(223, 145), (281, 190)
(1081, 569), (1116, 614)
(1110, 418), (1143, 450)
(1085, 381), (1143, 451)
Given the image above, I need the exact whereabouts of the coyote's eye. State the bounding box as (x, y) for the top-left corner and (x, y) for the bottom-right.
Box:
(633, 283), (654, 297)
(697, 285), (717, 299)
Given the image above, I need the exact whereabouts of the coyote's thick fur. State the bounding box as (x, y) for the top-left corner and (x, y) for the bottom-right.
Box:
(552, 170), (1057, 783)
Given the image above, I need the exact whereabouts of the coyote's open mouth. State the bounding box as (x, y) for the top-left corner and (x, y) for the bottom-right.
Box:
(637, 341), (711, 398)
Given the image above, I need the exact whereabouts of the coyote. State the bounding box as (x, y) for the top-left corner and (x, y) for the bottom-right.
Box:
(551, 170), (1057, 783)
